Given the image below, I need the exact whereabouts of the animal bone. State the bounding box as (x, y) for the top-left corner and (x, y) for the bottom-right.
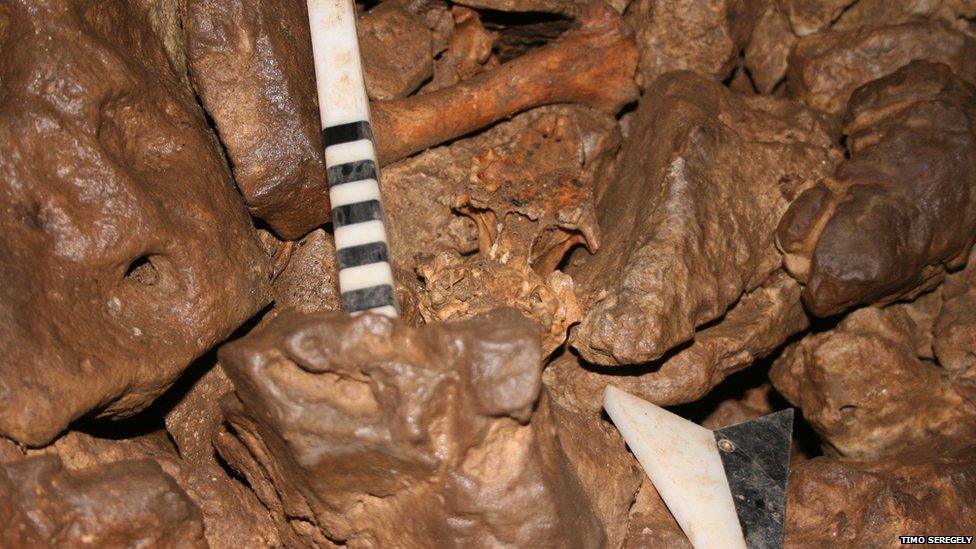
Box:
(372, 0), (638, 165)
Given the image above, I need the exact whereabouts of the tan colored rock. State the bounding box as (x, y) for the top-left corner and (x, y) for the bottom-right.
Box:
(744, 1), (796, 93)
(549, 272), (809, 408)
(420, 6), (498, 93)
(778, 62), (976, 316)
(770, 306), (976, 458)
(789, 19), (976, 115)
(934, 252), (976, 404)
(787, 445), (976, 546)
(626, 0), (760, 87)
(183, 0), (330, 240)
(0, 0), (271, 446)
(360, 1), (433, 100)
(165, 365), (236, 467)
(272, 229), (343, 314)
(623, 479), (691, 548)
(0, 455), (207, 547)
(569, 71), (839, 366)
(217, 308), (604, 546)
(778, 0), (854, 36)
(19, 430), (280, 549)
(833, 0), (976, 36)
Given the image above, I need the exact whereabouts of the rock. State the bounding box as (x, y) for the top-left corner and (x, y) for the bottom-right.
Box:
(788, 19), (976, 115)
(453, 0), (621, 17)
(0, 455), (207, 547)
(548, 272), (808, 408)
(787, 445), (976, 546)
(0, 0), (271, 446)
(626, 0), (760, 87)
(623, 479), (691, 548)
(272, 229), (343, 314)
(165, 365), (236, 467)
(183, 0), (330, 239)
(770, 306), (976, 459)
(744, 1), (796, 93)
(545, 386), (644, 547)
(17, 430), (280, 548)
(217, 308), (604, 546)
(832, 0), (976, 36)
(778, 0), (855, 36)
(778, 62), (976, 316)
(569, 72), (839, 366)
(934, 252), (976, 404)
(360, 1), (433, 100)
(419, 6), (498, 94)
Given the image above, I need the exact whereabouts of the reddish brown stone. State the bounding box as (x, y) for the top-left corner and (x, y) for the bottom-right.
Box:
(0, 0), (271, 446)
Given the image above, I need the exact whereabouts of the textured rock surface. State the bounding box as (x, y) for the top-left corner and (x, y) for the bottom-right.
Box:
(0, 0), (271, 446)
(360, 1), (433, 100)
(787, 445), (976, 546)
(547, 272), (808, 409)
(183, 0), (330, 239)
(218, 309), (603, 546)
(623, 479), (692, 548)
(626, 0), (759, 86)
(771, 306), (976, 459)
(0, 455), (207, 547)
(934, 253), (976, 404)
(272, 229), (343, 314)
(420, 6), (498, 93)
(789, 19), (976, 115)
(165, 364), (236, 467)
(18, 430), (280, 548)
(778, 62), (976, 316)
(570, 71), (839, 366)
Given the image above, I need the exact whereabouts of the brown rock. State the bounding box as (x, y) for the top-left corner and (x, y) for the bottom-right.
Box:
(165, 364), (236, 467)
(420, 6), (498, 93)
(778, 0), (855, 36)
(19, 430), (280, 549)
(0, 455), (207, 547)
(623, 479), (690, 548)
(360, 2), (433, 100)
(453, 0), (623, 17)
(272, 228), (343, 314)
(744, 1), (796, 93)
(217, 308), (604, 546)
(770, 306), (976, 458)
(778, 62), (976, 316)
(832, 0), (976, 36)
(183, 0), (330, 240)
(626, 0), (760, 87)
(550, 272), (809, 408)
(934, 252), (976, 404)
(787, 445), (976, 546)
(0, 0), (271, 446)
(569, 72), (839, 366)
(788, 19), (976, 115)
(544, 386), (643, 547)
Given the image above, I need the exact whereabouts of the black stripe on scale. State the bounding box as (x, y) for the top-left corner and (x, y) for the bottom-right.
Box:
(337, 241), (389, 270)
(328, 160), (378, 186)
(341, 284), (396, 312)
(323, 120), (373, 147)
(332, 199), (383, 228)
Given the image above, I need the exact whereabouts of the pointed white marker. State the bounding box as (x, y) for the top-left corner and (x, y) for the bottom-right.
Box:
(604, 385), (747, 549)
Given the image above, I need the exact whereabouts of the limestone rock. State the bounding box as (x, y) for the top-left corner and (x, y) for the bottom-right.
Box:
(217, 308), (604, 546)
(165, 365), (236, 467)
(569, 72), (839, 366)
(770, 306), (976, 459)
(183, 0), (330, 239)
(0, 455), (207, 547)
(360, 1), (433, 100)
(933, 253), (976, 405)
(0, 0), (271, 446)
(787, 445), (976, 546)
(789, 19), (976, 115)
(626, 0), (761, 86)
(778, 62), (976, 316)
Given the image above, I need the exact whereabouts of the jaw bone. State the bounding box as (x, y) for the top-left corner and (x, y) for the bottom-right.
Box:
(603, 385), (792, 549)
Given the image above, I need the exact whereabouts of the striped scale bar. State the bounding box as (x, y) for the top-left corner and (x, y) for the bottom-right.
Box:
(306, 0), (399, 317)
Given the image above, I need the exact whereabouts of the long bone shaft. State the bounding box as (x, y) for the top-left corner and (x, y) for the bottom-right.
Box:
(306, 0), (399, 317)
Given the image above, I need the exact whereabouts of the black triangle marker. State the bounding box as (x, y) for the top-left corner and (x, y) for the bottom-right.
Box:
(713, 409), (793, 549)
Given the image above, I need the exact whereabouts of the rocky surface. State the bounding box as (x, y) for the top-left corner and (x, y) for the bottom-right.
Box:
(183, 0), (330, 239)
(0, 0), (271, 447)
(789, 19), (976, 115)
(217, 308), (604, 546)
(569, 71), (839, 366)
(360, 1), (433, 100)
(778, 61), (976, 316)
(787, 445), (976, 546)
(0, 454), (207, 547)
(771, 305), (976, 459)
